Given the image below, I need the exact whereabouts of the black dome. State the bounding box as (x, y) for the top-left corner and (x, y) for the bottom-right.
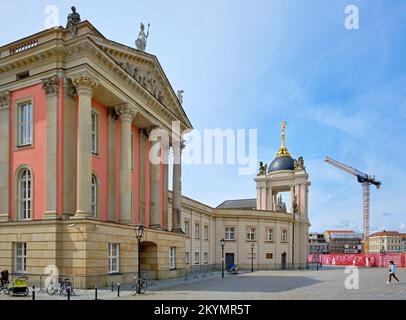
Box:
(268, 156), (295, 173)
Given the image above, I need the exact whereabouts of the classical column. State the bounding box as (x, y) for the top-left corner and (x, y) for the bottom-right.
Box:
(162, 140), (169, 229)
(107, 108), (118, 221)
(72, 74), (99, 218)
(171, 140), (183, 232)
(0, 91), (11, 222)
(63, 78), (77, 217)
(117, 103), (136, 224)
(42, 76), (60, 220)
(149, 132), (161, 228)
(138, 130), (147, 225)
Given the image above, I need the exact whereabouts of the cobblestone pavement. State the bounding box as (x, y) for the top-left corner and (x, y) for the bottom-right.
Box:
(1, 268), (405, 300)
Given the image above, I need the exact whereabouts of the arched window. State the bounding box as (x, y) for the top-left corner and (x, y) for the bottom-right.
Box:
(18, 168), (32, 220)
(91, 174), (98, 218)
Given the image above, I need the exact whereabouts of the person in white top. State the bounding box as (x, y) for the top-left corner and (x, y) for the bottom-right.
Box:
(387, 261), (400, 283)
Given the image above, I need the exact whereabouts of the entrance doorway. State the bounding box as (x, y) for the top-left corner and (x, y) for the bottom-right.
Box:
(225, 253), (235, 270)
(140, 241), (158, 279)
(281, 252), (287, 270)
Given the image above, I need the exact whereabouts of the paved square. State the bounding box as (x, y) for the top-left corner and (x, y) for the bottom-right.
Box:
(1, 267), (405, 300)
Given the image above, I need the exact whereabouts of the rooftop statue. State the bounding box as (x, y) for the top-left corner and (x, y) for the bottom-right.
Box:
(66, 6), (81, 37)
(258, 161), (267, 176)
(276, 194), (287, 213)
(294, 156), (306, 171)
(292, 196), (299, 213)
(136, 23), (150, 52)
(177, 90), (184, 105)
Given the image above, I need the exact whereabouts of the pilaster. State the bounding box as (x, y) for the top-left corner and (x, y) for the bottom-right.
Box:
(0, 91), (11, 222)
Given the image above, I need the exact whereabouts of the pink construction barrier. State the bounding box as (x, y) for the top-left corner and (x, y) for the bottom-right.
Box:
(308, 253), (405, 268)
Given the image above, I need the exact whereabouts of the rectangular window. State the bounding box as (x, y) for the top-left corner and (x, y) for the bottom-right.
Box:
(194, 223), (200, 239)
(184, 221), (190, 238)
(225, 227), (235, 240)
(108, 243), (119, 273)
(194, 252), (200, 264)
(169, 247), (176, 269)
(17, 102), (33, 147)
(247, 228), (256, 241)
(204, 225), (209, 240)
(204, 252), (209, 264)
(14, 243), (27, 273)
(185, 252), (190, 265)
(281, 229), (288, 243)
(91, 111), (98, 154)
(267, 229), (274, 242)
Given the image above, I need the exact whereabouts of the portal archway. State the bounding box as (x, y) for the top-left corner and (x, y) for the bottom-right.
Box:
(140, 241), (158, 280)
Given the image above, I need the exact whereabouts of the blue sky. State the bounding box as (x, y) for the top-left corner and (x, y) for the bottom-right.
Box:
(1, 0), (406, 233)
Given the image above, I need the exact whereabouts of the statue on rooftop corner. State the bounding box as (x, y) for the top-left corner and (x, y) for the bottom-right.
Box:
(294, 156), (305, 171)
(66, 6), (81, 37)
(177, 90), (184, 105)
(258, 161), (267, 176)
(136, 23), (150, 52)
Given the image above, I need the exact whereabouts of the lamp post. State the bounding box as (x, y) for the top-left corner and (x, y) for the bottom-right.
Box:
(220, 238), (225, 278)
(251, 243), (255, 273)
(135, 224), (144, 294)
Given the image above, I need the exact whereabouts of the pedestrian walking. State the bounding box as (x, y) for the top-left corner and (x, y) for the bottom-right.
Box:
(386, 261), (400, 284)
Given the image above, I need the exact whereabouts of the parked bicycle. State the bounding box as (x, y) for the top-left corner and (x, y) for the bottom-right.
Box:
(132, 273), (147, 295)
(47, 277), (75, 296)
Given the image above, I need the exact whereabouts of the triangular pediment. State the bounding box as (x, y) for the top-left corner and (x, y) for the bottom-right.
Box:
(91, 37), (192, 129)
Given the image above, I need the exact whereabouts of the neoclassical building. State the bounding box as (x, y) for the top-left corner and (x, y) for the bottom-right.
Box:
(0, 14), (310, 288)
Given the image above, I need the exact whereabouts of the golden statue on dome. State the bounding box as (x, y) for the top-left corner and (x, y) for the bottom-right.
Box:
(276, 121), (291, 157)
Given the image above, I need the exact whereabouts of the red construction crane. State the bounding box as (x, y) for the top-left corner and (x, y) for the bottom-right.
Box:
(325, 157), (381, 248)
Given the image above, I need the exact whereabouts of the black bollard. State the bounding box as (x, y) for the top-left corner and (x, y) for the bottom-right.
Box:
(67, 287), (71, 300)
(111, 281), (114, 292)
(32, 286), (35, 301)
(117, 282), (120, 297)
(95, 286), (98, 300)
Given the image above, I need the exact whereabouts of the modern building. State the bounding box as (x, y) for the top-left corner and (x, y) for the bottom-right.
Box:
(323, 230), (362, 254)
(0, 11), (310, 288)
(309, 233), (329, 254)
(368, 231), (405, 253)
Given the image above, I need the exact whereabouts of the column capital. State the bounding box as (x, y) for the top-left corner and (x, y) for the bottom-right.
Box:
(63, 77), (77, 99)
(41, 76), (60, 97)
(71, 73), (99, 95)
(115, 103), (137, 121)
(0, 91), (11, 110)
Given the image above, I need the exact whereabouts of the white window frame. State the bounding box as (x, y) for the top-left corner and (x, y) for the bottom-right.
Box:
(169, 247), (176, 270)
(91, 174), (98, 218)
(204, 225), (209, 240)
(17, 102), (33, 147)
(184, 220), (190, 238)
(281, 229), (288, 243)
(194, 252), (200, 264)
(203, 252), (209, 264)
(18, 168), (32, 220)
(108, 243), (120, 273)
(225, 227), (235, 240)
(91, 111), (99, 155)
(14, 242), (27, 273)
(194, 223), (200, 239)
(267, 229), (274, 242)
(247, 228), (256, 241)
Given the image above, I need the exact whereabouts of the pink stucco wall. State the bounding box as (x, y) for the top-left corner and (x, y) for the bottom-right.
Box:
(9, 84), (47, 220)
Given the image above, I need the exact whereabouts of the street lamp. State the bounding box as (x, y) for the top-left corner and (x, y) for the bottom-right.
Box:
(220, 238), (225, 278)
(135, 224), (144, 294)
(250, 243), (255, 273)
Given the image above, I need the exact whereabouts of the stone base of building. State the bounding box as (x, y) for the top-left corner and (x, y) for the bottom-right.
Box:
(0, 219), (185, 289)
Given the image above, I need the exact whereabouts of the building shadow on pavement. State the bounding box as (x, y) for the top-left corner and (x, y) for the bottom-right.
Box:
(161, 275), (321, 293)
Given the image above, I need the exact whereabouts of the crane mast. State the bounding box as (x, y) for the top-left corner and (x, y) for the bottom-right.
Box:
(325, 157), (381, 251)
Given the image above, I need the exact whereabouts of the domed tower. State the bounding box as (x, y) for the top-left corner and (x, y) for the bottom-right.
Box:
(254, 121), (311, 268)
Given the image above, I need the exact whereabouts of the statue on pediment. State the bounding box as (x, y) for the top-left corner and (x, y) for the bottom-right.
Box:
(66, 6), (81, 37)
(177, 90), (184, 105)
(136, 23), (150, 52)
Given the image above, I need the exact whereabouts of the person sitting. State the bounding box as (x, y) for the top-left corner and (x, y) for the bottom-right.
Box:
(231, 264), (239, 274)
